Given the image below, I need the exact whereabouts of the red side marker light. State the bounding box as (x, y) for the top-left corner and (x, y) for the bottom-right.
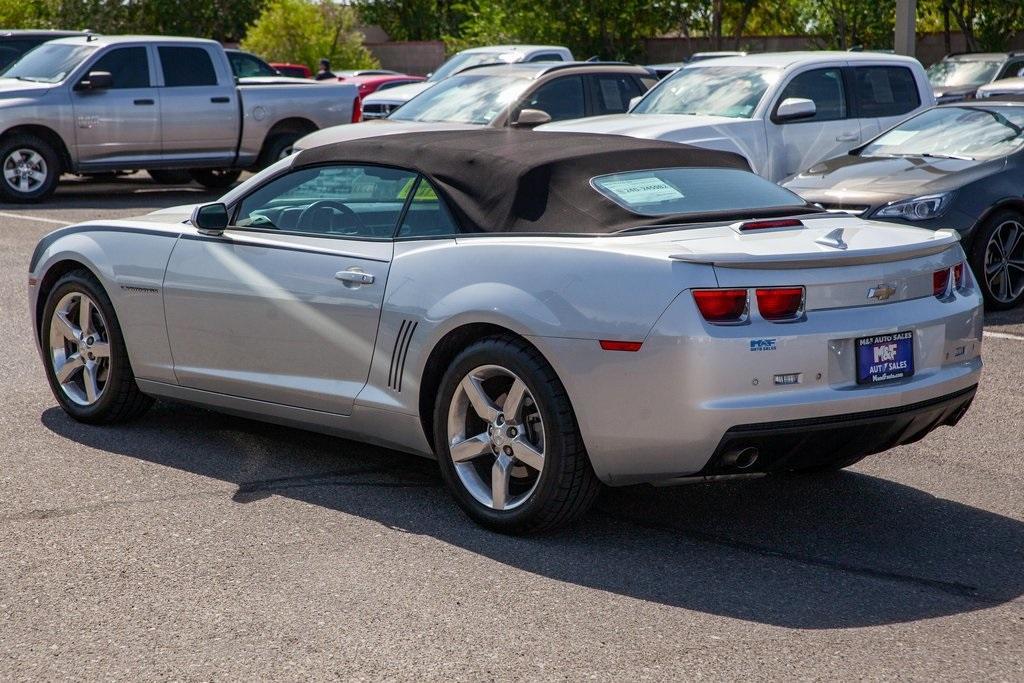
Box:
(738, 219), (804, 231)
(756, 287), (804, 320)
(693, 289), (748, 322)
(599, 340), (643, 352)
(933, 268), (950, 298)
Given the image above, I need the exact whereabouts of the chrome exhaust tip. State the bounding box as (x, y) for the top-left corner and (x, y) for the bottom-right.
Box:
(722, 446), (760, 470)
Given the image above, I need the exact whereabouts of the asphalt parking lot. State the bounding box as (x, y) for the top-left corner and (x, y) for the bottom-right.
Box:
(1, 175), (1022, 680)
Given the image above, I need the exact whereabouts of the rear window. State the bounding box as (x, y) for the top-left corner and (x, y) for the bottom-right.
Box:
(159, 46), (217, 87)
(853, 66), (920, 118)
(591, 168), (806, 217)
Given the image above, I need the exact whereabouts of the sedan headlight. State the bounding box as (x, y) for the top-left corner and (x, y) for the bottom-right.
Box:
(874, 193), (953, 221)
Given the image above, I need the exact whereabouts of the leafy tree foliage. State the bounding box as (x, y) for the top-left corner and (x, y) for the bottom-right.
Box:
(242, 0), (379, 71)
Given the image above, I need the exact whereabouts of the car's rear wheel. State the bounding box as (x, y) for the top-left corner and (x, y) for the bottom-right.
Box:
(256, 133), (302, 169)
(188, 168), (241, 190)
(433, 335), (600, 534)
(0, 134), (60, 202)
(41, 270), (153, 424)
(969, 209), (1024, 310)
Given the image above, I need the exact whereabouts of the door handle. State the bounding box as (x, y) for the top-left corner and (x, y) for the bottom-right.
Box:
(133, 98), (155, 105)
(335, 269), (375, 285)
(835, 132), (859, 142)
(211, 96), (231, 103)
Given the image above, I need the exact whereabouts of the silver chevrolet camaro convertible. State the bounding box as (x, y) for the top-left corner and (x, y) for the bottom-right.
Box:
(29, 130), (983, 533)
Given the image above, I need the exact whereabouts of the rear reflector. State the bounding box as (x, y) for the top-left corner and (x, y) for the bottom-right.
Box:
(755, 287), (804, 320)
(599, 340), (643, 352)
(933, 268), (950, 297)
(693, 289), (748, 322)
(738, 219), (804, 231)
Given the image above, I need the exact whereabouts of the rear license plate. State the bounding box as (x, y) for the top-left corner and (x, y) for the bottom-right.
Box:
(856, 331), (914, 385)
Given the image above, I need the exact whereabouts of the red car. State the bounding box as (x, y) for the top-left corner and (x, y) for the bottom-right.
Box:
(270, 62), (312, 79)
(340, 74), (427, 97)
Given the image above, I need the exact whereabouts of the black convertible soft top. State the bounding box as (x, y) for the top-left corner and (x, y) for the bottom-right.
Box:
(292, 129), (776, 234)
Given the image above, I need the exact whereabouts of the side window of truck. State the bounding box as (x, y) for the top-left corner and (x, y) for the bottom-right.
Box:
(158, 46), (218, 87)
(853, 66), (920, 118)
(90, 47), (150, 89)
(775, 68), (847, 122)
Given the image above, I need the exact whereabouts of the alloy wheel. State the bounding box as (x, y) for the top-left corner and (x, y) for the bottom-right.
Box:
(446, 364), (546, 511)
(984, 219), (1024, 304)
(3, 148), (48, 194)
(48, 291), (110, 406)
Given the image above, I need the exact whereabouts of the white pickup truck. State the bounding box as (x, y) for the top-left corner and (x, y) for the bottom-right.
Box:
(0, 35), (359, 201)
(541, 52), (935, 181)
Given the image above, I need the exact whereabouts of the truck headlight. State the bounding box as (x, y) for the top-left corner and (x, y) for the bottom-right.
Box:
(874, 193), (953, 221)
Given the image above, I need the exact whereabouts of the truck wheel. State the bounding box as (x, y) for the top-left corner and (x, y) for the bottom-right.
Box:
(188, 168), (241, 190)
(147, 169), (191, 185)
(256, 132), (302, 169)
(0, 133), (61, 202)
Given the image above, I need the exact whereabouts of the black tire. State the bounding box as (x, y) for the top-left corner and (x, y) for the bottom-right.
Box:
(147, 169), (192, 184)
(0, 133), (61, 202)
(188, 168), (242, 190)
(256, 132), (303, 170)
(433, 335), (601, 534)
(40, 269), (153, 424)
(968, 208), (1024, 310)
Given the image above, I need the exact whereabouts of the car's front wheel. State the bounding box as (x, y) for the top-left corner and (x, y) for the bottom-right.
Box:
(434, 335), (600, 534)
(41, 269), (153, 424)
(970, 209), (1024, 310)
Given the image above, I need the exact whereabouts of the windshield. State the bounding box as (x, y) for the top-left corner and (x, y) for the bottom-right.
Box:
(389, 74), (531, 124)
(592, 167), (806, 217)
(2, 43), (96, 82)
(633, 65), (779, 118)
(430, 51), (517, 81)
(927, 59), (1002, 88)
(860, 106), (1024, 161)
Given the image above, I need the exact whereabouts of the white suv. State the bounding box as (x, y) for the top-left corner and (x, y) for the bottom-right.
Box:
(362, 44), (574, 120)
(540, 52), (935, 181)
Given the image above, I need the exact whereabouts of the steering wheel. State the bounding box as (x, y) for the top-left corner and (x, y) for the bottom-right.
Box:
(297, 200), (367, 234)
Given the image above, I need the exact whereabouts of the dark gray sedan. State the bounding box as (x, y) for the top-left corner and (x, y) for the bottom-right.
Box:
(783, 101), (1024, 309)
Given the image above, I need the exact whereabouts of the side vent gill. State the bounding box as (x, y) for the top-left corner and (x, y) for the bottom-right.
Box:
(388, 319), (418, 392)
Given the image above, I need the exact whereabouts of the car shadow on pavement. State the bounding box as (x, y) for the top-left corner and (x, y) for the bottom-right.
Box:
(41, 402), (1024, 630)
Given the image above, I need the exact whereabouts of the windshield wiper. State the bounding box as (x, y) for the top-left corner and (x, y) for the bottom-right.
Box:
(13, 76), (46, 83)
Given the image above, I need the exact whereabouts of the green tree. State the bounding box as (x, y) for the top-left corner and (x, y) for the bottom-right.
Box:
(242, 0), (378, 71)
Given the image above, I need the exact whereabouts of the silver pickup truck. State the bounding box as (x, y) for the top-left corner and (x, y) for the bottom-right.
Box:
(0, 35), (359, 202)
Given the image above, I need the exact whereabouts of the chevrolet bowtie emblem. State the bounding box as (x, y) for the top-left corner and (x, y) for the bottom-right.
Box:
(867, 284), (897, 301)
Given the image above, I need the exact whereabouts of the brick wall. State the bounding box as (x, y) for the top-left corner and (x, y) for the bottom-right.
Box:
(365, 41), (446, 76)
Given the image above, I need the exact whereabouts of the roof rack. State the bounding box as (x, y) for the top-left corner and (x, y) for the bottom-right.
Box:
(536, 61), (635, 75)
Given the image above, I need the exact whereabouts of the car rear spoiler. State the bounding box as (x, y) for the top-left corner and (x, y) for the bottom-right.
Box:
(669, 229), (961, 269)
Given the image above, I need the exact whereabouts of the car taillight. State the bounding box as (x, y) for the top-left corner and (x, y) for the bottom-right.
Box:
(953, 261), (965, 289)
(755, 287), (804, 320)
(351, 95), (362, 123)
(933, 268), (950, 298)
(738, 219), (804, 231)
(693, 289), (748, 322)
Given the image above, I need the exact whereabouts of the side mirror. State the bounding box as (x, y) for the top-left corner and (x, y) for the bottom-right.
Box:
(627, 95), (642, 112)
(511, 108), (552, 129)
(775, 97), (816, 122)
(76, 70), (113, 91)
(191, 202), (229, 235)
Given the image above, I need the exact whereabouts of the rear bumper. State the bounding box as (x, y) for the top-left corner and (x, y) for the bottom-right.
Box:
(700, 384), (977, 475)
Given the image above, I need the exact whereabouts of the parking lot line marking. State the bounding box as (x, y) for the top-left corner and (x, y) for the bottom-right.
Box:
(0, 211), (70, 225)
(983, 330), (1024, 341)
